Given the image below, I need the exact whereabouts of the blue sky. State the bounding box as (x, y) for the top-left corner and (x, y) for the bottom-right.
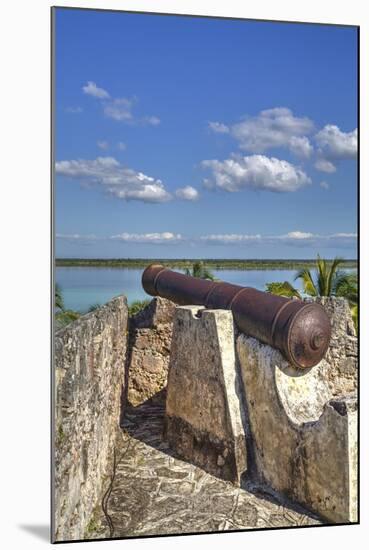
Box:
(54, 8), (358, 259)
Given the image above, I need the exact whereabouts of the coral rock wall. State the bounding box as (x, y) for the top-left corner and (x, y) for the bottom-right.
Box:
(54, 296), (128, 542)
(127, 297), (176, 406)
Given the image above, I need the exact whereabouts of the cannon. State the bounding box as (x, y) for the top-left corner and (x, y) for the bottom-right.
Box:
(142, 264), (331, 369)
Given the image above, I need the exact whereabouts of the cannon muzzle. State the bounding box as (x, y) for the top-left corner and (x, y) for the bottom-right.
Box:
(142, 264), (331, 369)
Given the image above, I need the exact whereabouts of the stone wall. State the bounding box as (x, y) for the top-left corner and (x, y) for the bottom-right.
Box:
(165, 306), (248, 485)
(54, 296), (129, 542)
(126, 297), (176, 406)
(163, 297), (358, 523)
(237, 335), (357, 523)
(308, 297), (357, 396)
(126, 296), (357, 407)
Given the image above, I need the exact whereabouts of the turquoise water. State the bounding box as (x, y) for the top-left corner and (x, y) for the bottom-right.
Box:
(56, 267), (356, 313)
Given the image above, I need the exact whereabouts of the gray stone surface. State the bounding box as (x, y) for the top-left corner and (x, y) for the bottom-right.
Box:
(54, 296), (129, 542)
(88, 399), (320, 540)
(307, 297), (357, 396)
(237, 334), (358, 524)
(127, 298), (175, 406)
(165, 306), (248, 485)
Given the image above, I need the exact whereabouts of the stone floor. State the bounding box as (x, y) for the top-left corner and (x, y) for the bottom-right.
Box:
(89, 397), (321, 540)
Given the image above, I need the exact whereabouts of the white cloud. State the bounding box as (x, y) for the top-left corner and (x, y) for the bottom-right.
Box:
(314, 158), (337, 173)
(55, 156), (172, 203)
(320, 181), (330, 190)
(202, 154), (311, 193)
(281, 231), (314, 240)
(175, 186), (199, 201)
(82, 82), (160, 126)
(200, 234), (262, 244)
(65, 106), (83, 114)
(97, 140), (109, 150)
(208, 121), (229, 134)
(117, 142), (126, 151)
(144, 116), (161, 126)
(82, 81), (110, 99)
(110, 232), (182, 244)
(209, 108), (314, 152)
(56, 233), (98, 241)
(289, 136), (313, 159)
(199, 231), (357, 248)
(103, 98), (134, 122)
(315, 125), (357, 160)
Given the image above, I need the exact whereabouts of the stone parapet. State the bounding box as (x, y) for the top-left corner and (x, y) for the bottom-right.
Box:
(54, 295), (129, 542)
(237, 334), (357, 523)
(165, 306), (248, 485)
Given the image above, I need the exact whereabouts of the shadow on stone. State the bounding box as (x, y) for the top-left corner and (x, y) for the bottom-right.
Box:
(120, 389), (170, 453)
(120, 388), (320, 524)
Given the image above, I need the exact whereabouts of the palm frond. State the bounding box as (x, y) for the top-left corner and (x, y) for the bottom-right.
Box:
(55, 283), (65, 311)
(266, 281), (301, 298)
(294, 269), (318, 296)
(326, 256), (344, 296)
(334, 272), (358, 304)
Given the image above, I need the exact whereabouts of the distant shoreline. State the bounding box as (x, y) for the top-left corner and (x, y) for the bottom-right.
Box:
(55, 258), (358, 270)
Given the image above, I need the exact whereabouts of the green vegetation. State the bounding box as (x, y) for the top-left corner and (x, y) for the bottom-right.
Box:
(55, 258), (357, 270)
(57, 424), (66, 443)
(55, 284), (81, 329)
(87, 303), (101, 313)
(184, 261), (216, 280)
(266, 255), (358, 333)
(265, 281), (301, 298)
(128, 299), (151, 317)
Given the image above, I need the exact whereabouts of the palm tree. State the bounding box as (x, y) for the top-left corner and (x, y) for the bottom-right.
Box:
(184, 261), (216, 281)
(55, 284), (81, 328)
(266, 255), (358, 332)
(294, 255), (344, 297)
(335, 272), (358, 332)
(55, 283), (65, 311)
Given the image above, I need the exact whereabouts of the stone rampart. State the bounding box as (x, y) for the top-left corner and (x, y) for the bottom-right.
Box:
(53, 295), (129, 542)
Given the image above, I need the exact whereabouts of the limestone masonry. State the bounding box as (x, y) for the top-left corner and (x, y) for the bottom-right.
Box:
(54, 294), (357, 541)
(54, 296), (128, 542)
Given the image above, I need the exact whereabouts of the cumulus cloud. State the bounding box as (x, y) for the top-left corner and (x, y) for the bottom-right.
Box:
(289, 136), (313, 159)
(202, 154), (311, 193)
(209, 108), (314, 153)
(314, 158), (337, 173)
(55, 156), (172, 203)
(175, 186), (199, 201)
(82, 81), (110, 99)
(117, 142), (126, 151)
(315, 125), (357, 160)
(110, 232), (183, 244)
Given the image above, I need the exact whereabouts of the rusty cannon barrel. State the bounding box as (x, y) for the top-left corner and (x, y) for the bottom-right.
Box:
(142, 264), (331, 370)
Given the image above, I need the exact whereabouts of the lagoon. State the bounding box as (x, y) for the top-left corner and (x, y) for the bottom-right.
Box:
(55, 266), (355, 313)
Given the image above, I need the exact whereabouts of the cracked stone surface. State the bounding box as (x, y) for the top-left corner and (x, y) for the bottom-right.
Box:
(89, 397), (321, 540)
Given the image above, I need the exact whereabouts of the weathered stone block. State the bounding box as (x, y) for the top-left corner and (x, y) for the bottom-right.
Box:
(127, 298), (175, 406)
(54, 295), (129, 542)
(164, 306), (247, 485)
(237, 334), (357, 523)
(307, 297), (357, 396)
